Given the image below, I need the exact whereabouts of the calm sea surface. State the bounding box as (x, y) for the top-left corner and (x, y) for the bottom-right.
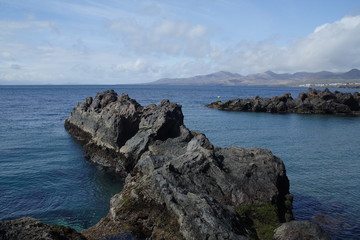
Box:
(0, 85), (359, 239)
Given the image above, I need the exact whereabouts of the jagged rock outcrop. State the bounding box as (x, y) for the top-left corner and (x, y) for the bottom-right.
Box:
(65, 90), (144, 176)
(65, 90), (185, 176)
(0, 217), (86, 240)
(206, 88), (360, 115)
(64, 90), (294, 240)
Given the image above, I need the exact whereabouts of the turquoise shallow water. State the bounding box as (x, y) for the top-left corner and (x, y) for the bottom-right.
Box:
(0, 85), (359, 239)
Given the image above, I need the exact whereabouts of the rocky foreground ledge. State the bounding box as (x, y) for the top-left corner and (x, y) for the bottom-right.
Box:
(0, 90), (330, 240)
(207, 88), (360, 115)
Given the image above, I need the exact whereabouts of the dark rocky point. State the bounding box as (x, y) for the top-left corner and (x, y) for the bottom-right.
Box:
(206, 88), (360, 115)
(0, 217), (86, 240)
(1, 90), (331, 240)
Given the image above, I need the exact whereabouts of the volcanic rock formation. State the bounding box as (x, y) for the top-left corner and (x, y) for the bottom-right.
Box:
(206, 88), (360, 115)
(64, 90), (294, 239)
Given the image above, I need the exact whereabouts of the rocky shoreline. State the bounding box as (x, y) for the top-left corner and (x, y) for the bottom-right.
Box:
(206, 88), (360, 115)
(0, 90), (330, 240)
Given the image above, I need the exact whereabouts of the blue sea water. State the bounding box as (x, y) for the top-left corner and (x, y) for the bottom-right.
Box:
(0, 85), (359, 239)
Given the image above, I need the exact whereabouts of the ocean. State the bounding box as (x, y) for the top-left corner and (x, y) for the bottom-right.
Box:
(0, 85), (359, 239)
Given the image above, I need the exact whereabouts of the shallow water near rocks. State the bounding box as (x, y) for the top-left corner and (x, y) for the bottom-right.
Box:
(0, 85), (359, 239)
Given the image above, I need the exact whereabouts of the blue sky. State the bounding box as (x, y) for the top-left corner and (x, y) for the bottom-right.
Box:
(1, 0), (360, 84)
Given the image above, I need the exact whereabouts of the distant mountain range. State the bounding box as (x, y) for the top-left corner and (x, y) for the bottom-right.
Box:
(149, 69), (360, 87)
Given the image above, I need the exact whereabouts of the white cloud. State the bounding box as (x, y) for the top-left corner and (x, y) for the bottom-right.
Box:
(0, 20), (57, 34)
(188, 25), (208, 39)
(215, 15), (360, 74)
(114, 58), (149, 72)
(286, 15), (360, 71)
(109, 19), (211, 57)
(109, 18), (140, 33)
(1, 52), (13, 60)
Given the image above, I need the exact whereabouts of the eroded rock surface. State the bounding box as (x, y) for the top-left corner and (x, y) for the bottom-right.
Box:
(206, 88), (360, 115)
(64, 90), (293, 240)
(273, 220), (331, 240)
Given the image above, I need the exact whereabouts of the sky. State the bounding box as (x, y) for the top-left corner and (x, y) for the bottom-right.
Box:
(1, 0), (360, 84)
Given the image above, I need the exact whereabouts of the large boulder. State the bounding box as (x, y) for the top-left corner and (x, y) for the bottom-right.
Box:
(273, 220), (331, 240)
(66, 90), (143, 149)
(65, 91), (184, 176)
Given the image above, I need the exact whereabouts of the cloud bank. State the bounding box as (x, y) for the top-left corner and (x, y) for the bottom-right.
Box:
(215, 15), (360, 74)
(109, 19), (211, 57)
(0, 1), (360, 84)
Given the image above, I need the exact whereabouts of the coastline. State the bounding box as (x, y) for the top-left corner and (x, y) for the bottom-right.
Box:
(0, 85), (357, 239)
